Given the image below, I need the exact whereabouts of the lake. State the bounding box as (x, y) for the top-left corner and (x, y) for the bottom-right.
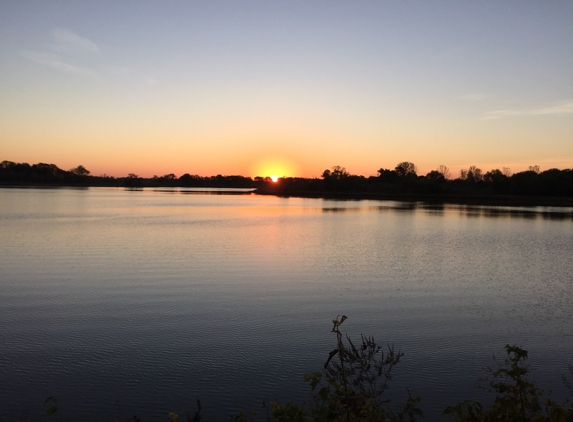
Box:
(1, 187), (572, 421)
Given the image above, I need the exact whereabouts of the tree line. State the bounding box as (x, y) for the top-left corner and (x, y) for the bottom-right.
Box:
(0, 161), (255, 188)
(263, 162), (573, 200)
(1, 160), (572, 200)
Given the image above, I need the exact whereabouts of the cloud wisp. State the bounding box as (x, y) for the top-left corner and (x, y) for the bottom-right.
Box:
(20, 50), (96, 76)
(20, 28), (99, 76)
(50, 28), (100, 54)
(530, 101), (573, 116)
(484, 100), (573, 120)
(20, 28), (157, 85)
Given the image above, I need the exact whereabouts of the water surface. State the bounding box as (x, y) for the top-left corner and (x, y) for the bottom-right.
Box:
(1, 187), (572, 420)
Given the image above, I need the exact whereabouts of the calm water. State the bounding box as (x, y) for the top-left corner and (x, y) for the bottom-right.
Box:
(1, 187), (572, 421)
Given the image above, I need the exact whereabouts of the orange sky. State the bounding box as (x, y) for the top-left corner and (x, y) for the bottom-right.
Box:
(1, 2), (572, 178)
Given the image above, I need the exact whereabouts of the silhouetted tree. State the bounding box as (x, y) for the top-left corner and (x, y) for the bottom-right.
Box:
(321, 166), (355, 192)
(1, 160), (15, 169)
(377, 168), (399, 183)
(460, 166), (483, 183)
(179, 173), (202, 186)
(483, 169), (509, 193)
(426, 170), (445, 182)
(70, 165), (90, 177)
(437, 165), (451, 180)
(539, 168), (573, 196)
(467, 166), (483, 182)
(322, 166), (350, 180)
(483, 169), (505, 183)
(125, 173), (143, 187)
(510, 170), (541, 195)
(394, 162), (417, 178)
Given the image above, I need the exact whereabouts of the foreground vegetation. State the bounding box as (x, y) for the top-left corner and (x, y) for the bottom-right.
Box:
(227, 316), (573, 422)
(37, 316), (573, 421)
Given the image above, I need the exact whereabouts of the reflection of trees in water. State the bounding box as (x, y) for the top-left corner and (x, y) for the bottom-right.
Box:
(320, 201), (573, 221)
(452, 204), (573, 221)
(153, 188), (255, 195)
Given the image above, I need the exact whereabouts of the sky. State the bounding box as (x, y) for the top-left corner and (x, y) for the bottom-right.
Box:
(1, 1), (572, 178)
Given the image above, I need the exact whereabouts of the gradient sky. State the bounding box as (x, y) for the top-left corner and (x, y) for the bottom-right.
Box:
(1, 1), (572, 178)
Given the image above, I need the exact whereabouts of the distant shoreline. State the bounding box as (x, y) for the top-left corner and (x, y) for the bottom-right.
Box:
(3, 161), (572, 208)
(254, 189), (573, 208)
(2, 183), (572, 208)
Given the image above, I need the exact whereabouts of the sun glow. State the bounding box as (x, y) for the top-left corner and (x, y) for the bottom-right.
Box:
(250, 156), (300, 180)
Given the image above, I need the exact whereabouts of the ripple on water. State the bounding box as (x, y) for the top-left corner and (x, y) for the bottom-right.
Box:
(1, 188), (572, 421)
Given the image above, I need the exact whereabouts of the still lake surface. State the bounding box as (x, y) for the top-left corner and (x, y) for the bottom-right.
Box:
(1, 187), (572, 421)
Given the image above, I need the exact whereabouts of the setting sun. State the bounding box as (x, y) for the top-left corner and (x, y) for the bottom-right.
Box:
(250, 156), (300, 180)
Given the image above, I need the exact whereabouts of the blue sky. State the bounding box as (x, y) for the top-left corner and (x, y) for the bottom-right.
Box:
(1, 1), (571, 177)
